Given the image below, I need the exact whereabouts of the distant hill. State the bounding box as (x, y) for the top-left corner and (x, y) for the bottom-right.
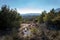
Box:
(20, 13), (40, 19)
(55, 8), (60, 12)
(20, 13), (40, 16)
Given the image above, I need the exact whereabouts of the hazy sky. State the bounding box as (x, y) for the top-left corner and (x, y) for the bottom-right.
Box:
(0, 0), (60, 14)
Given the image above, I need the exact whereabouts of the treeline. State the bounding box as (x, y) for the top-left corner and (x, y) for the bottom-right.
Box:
(37, 8), (60, 30)
(0, 5), (22, 40)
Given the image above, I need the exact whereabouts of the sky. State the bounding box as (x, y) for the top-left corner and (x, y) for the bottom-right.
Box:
(0, 0), (60, 14)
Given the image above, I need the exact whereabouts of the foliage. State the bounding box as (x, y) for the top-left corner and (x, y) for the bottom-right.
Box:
(38, 8), (60, 24)
(30, 27), (38, 34)
(38, 11), (46, 23)
(0, 5), (22, 30)
(0, 5), (22, 40)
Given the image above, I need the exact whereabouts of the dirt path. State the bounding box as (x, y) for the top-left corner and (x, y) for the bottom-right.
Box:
(18, 23), (32, 37)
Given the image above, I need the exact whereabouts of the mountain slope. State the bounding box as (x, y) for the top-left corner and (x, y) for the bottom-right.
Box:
(55, 8), (60, 12)
(20, 13), (40, 19)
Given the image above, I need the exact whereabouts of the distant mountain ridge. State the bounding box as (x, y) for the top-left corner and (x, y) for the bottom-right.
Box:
(20, 13), (40, 19)
(20, 13), (40, 16)
(55, 8), (60, 12)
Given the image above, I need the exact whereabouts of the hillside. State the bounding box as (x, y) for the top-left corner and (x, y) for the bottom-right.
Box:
(20, 13), (40, 19)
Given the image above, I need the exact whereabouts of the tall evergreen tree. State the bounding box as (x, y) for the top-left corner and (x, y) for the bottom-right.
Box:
(0, 5), (22, 38)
